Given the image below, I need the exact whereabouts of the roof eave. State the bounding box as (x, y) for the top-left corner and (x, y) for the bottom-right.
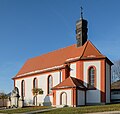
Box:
(81, 56), (113, 65)
(13, 65), (65, 79)
(52, 86), (86, 90)
(52, 86), (76, 90)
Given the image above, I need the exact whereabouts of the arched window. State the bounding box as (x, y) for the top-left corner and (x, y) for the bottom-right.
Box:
(48, 75), (53, 94)
(88, 67), (96, 88)
(21, 80), (25, 98)
(33, 78), (37, 88)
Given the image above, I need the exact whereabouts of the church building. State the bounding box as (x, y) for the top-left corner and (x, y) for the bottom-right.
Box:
(12, 12), (113, 107)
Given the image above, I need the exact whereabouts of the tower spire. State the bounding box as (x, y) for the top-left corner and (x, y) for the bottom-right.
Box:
(76, 7), (88, 47)
(80, 6), (83, 19)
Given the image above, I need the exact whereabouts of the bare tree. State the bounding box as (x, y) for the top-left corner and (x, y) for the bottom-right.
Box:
(111, 60), (120, 83)
(0, 92), (8, 107)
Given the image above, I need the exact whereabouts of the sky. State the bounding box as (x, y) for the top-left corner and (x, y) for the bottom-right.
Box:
(0, 0), (120, 93)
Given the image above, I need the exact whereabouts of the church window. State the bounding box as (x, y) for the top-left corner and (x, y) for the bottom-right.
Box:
(88, 66), (96, 88)
(21, 80), (25, 98)
(48, 75), (53, 94)
(33, 78), (37, 88)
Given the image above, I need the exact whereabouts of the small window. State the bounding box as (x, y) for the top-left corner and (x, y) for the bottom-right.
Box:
(48, 75), (53, 94)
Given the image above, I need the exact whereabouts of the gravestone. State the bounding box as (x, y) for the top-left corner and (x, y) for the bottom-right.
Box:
(7, 87), (20, 108)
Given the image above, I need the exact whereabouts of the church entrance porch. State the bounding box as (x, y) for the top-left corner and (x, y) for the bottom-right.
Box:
(52, 76), (86, 107)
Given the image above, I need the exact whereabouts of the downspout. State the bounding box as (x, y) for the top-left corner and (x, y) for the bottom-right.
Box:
(73, 88), (74, 107)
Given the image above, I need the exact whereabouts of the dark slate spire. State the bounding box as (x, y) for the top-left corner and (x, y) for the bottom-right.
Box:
(76, 7), (88, 47)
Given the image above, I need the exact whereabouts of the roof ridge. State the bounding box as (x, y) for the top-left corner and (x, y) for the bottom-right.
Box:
(80, 40), (89, 58)
(53, 76), (71, 88)
(70, 77), (87, 88)
(52, 76), (87, 90)
(69, 76), (76, 87)
(51, 76), (69, 89)
(88, 40), (103, 55)
(80, 40), (106, 59)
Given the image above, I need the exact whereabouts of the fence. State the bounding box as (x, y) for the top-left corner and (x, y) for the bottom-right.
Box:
(0, 99), (8, 107)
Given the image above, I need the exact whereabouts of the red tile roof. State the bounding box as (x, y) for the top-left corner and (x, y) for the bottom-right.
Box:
(81, 41), (105, 59)
(14, 40), (106, 79)
(52, 76), (86, 89)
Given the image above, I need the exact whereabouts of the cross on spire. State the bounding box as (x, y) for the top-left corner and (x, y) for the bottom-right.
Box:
(80, 6), (83, 19)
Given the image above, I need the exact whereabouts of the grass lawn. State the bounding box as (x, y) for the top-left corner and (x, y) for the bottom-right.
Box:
(0, 104), (120, 113)
(0, 106), (50, 113)
(39, 103), (120, 114)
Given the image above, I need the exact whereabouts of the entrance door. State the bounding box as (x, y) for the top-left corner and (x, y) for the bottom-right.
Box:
(60, 92), (67, 105)
(33, 96), (37, 106)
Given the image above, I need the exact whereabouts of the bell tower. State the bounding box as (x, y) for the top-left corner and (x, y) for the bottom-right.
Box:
(76, 7), (88, 47)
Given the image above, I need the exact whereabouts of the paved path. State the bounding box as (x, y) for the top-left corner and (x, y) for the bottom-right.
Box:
(87, 111), (120, 114)
(21, 107), (59, 114)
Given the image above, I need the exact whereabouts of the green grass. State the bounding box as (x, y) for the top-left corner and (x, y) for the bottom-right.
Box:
(0, 106), (49, 113)
(39, 103), (120, 114)
(1, 104), (120, 114)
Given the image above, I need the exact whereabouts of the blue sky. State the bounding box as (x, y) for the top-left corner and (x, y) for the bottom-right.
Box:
(0, 0), (120, 93)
